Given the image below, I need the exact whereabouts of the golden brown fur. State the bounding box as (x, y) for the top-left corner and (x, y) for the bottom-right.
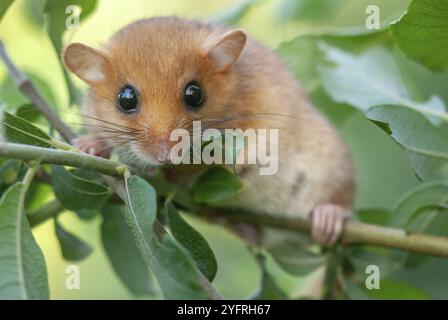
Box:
(63, 16), (355, 224)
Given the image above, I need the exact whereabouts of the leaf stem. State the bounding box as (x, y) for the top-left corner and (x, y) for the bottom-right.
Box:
(15, 164), (39, 299)
(22, 163), (39, 189)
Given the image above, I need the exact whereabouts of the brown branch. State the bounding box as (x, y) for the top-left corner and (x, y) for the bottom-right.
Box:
(198, 208), (448, 259)
(0, 40), (76, 143)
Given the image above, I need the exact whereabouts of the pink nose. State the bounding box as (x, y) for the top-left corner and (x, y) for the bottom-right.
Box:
(155, 142), (170, 164)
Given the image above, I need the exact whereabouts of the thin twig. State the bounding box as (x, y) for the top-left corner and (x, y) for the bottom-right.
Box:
(0, 40), (76, 142)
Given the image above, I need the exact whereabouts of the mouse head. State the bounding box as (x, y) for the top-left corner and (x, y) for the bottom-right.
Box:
(63, 17), (247, 166)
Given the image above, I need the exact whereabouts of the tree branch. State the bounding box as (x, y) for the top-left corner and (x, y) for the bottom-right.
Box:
(0, 142), (124, 177)
(0, 40), (76, 143)
(198, 208), (448, 258)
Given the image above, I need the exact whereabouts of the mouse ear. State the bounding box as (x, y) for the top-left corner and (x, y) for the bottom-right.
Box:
(63, 43), (107, 83)
(203, 29), (246, 72)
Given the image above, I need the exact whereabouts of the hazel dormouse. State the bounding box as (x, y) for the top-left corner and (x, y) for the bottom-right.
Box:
(63, 17), (355, 247)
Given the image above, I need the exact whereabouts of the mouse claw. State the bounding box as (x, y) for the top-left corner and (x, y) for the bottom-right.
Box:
(310, 204), (346, 246)
(72, 136), (112, 159)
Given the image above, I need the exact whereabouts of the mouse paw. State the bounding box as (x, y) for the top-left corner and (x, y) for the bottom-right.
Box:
(310, 204), (346, 246)
(72, 136), (111, 158)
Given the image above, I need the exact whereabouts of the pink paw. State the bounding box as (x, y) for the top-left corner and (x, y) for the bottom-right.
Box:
(310, 204), (346, 246)
(72, 136), (112, 158)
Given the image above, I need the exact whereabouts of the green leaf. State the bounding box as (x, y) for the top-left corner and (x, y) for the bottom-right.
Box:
(276, 32), (391, 91)
(45, 0), (97, 49)
(342, 277), (371, 300)
(391, 0), (448, 72)
(44, 0), (98, 55)
(15, 105), (41, 123)
(0, 159), (21, 186)
(165, 202), (217, 282)
(277, 35), (322, 91)
(101, 204), (153, 296)
(391, 229), (448, 299)
(23, 0), (45, 26)
(124, 175), (220, 299)
(276, 35), (375, 126)
(54, 218), (92, 261)
(52, 166), (111, 211)
(357, 208), (390, 226)
(44, 0), (98, 105)
(366, 105), (448, 180)
(318, 44), (448, 123)
(75, 208), (99, 220)
(3, 111), (52, 147)
(344, 277), (429, 300)
(207, 0), (260, 25)
(391, 181), (448, 229)
(387, 182), (448, 270)
(268, 241), (325, 276)
(253, 255), (288, 300)
(0, 183), (49, 299)
(346, 247), (395, 277)
(369, 279), (429, 300)
(192, 167), (243, 204)
(0, 0), (14, 21)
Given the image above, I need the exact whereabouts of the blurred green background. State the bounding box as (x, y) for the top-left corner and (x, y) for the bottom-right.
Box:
(0, 0), (425, 299)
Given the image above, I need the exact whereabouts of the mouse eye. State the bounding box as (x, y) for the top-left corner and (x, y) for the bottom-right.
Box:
(183, 82), (204, 110)
(117, 85), (138, 113)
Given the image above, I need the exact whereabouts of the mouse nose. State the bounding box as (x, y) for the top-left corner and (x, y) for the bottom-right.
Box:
(155, 141), (171, 164)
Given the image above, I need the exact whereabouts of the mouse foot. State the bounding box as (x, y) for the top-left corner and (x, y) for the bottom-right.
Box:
(72, 136), (112, 158)
(310, 204), (346, 246)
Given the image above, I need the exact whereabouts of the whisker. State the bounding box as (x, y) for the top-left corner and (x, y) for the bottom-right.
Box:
(201, 112), (326, 127)
(58, 109), (142, 132)
(77, 136), (139, 154)
(68, 123), (142, 135)
(135, 120), (149, 131)
(87, 90), (151, 130)
(111, 138), (139, 150)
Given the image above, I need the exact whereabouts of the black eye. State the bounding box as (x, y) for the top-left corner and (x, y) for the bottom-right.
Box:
(117, 85), (138, 113)
(183, 82), (204, 109)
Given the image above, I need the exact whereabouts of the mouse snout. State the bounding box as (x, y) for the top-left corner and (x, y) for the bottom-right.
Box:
(154, 140), (171, 164)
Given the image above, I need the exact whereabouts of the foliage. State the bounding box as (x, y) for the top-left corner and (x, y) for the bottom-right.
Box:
(391, 0), (448, 72)
(100, 204), (153, 296)
(0, 174), (49, 299)
(0, 0), (448, 300)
